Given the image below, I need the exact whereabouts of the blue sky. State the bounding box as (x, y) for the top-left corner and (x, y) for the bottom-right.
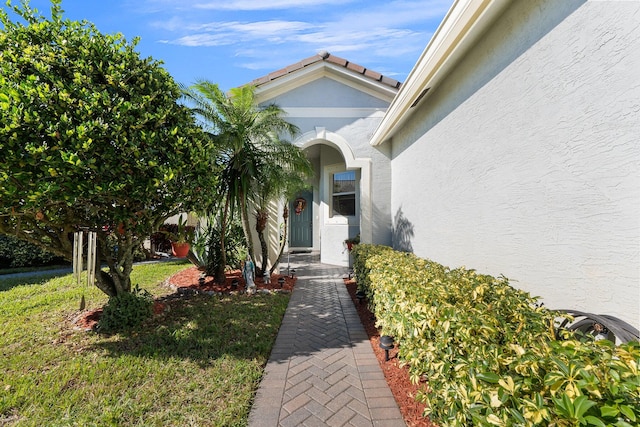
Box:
(3, 0), (452, 91)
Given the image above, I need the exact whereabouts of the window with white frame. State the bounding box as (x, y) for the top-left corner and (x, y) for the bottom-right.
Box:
(332, 170), (356, 216)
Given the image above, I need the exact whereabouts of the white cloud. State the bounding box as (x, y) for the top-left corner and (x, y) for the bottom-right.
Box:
(193, 0), (350, 10)
(171, 33), (235, 47)
(161, 18), (422, 51)
(296, 27), (416, 47)
(349, 0), (453, 27)
(150, 16), (187, 32)
(163, 20), (316, 46)
(145, 0), (452, 77)
(196, 20), (312, 39)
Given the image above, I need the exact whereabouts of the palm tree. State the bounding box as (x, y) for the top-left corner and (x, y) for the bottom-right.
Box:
(253, 149), (312, 274)
(181, 81), (307, 280)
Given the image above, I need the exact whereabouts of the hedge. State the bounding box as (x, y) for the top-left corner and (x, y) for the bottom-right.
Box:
(0, 234), (67, 269)
(352, 244), (639, 427)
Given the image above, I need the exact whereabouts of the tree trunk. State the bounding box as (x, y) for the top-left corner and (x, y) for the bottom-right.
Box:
(93, 233), (135, 297)
(255, 209), (269, 274)
(239, 193), (255, 266)
(270, 205), (289, 275)
(215, 198), (230, 284)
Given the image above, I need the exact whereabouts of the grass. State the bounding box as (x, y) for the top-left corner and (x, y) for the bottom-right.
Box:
(0, 261), (290, 426)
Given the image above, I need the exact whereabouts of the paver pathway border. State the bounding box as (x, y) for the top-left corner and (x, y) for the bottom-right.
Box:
(248, 254), (405, 427)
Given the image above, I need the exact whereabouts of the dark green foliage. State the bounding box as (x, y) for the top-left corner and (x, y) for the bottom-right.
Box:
(0, 234), (67, 268)
(97, 285), (153, 333)
(0, 1), (215, 297)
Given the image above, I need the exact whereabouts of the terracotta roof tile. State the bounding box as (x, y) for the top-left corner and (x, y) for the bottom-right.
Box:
(247, 51), (401, 90)
(269, 67), (289, 80)
(346, 62), (366, 74)
(381, 75), (402, 89)
(300, 55), (320, 67)
(251, 75), (270, 86)
(364, 69), (382, 82)
(324, 54), (348, 67)
(285, 61), (304, 73)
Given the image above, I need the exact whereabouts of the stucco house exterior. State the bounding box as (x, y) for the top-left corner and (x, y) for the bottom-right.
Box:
(249, 0), (639, 329)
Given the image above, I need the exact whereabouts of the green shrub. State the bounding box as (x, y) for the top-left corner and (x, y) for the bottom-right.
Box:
(351, 243), (394, 297)
(353, 244), (640, 426)
(97, 285), (154, 333)
(0, 234), (67, 268)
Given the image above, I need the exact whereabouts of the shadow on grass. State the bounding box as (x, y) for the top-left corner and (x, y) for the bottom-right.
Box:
(89, 292), (290, 365)
(0, 270), (72, 292)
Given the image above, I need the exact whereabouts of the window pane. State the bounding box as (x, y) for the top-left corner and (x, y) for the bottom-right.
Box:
(333, 171), (355, 193)
(333, 194), (355, 216)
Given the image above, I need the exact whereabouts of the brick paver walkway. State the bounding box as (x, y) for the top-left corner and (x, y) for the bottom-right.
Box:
(248, 254), (405, 427)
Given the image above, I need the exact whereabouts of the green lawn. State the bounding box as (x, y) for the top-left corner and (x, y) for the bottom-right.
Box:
(0, 261), (290, 426)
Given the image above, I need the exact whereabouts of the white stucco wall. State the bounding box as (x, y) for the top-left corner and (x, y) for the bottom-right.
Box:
(389, 0), (640, 327)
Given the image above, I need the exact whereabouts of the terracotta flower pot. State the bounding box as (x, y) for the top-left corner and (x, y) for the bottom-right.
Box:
(171, 242), (190, 258)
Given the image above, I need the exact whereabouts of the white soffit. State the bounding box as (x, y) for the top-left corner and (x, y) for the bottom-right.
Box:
(370, 0), (511, 146)
(283, 107), (387, 119)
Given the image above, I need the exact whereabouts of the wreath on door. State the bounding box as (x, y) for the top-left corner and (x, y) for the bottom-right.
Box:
(294, 197), (307, 215)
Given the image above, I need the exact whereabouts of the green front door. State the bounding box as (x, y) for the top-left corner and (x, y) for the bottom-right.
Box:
(289, 190), (313, 248)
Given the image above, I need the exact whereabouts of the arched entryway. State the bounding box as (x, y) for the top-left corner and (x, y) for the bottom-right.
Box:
(292, 128), (372, 266)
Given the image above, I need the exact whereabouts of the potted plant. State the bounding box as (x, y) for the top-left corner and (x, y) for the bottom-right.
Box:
(164, 215), (195, 258)
(344, 233), (360, 251)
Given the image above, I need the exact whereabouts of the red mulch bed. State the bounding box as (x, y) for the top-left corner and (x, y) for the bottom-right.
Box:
(168, 266), (296, 293)
(344, 278), (436, 427)
(74, 267), (296, 331)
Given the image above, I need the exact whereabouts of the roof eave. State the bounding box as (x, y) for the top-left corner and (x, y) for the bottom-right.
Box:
(254, 60), (400, 104)
(370, 0), (511, 147)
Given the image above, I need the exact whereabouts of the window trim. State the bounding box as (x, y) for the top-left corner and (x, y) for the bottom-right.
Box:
(332, 170), (356, 217)
(324, 164), (359, 224)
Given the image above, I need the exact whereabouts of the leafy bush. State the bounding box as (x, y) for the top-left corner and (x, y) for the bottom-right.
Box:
(0, 234), (67, 268)
(187, 214), (247, 275)
(352, 244), (640, 426)
(97, 285), (154, 333)
(351, 243), (392, 295)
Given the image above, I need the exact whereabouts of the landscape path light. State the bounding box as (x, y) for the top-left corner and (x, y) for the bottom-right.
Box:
(379, 335), (394, 362)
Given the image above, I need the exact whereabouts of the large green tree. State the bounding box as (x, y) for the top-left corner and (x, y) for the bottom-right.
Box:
(0, 1), (214, 296)
(181, 81), (310, 279)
